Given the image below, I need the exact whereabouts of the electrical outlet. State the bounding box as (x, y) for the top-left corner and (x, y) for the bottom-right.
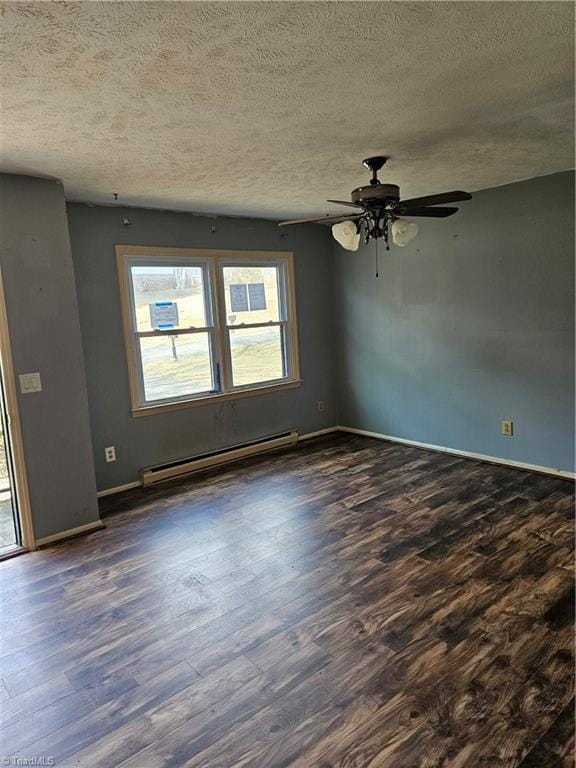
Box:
(105, 446), (116, 463)
(317, 400), (325, 412)
(502, 420), (513, 437)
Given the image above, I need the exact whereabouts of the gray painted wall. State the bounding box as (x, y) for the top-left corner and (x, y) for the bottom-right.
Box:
(2, 170), (571, 539)
(67, 204), (336, 491)
(333, 171), (575, 472)
(0, 174), (100, 539)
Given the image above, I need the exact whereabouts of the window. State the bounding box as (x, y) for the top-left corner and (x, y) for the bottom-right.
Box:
(116, 247), (300, 414)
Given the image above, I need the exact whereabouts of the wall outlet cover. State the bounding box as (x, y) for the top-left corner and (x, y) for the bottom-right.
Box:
(502, 420), (513, 437)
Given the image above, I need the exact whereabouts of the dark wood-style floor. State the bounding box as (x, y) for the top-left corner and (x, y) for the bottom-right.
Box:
(0, 433), (574, 767)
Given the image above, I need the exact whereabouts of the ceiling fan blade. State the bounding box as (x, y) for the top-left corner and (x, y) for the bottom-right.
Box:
(326, 199), (363, 209)
(278, 213), (362, 227)
(399, 191), (472, 208)
(398, 206), (459, 218)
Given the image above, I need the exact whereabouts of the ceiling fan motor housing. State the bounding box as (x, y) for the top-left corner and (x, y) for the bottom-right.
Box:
(351, 183), (400, 206)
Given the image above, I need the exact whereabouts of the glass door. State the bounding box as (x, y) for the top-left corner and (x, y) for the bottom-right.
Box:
(0, 371), (21, 554)
(0, 269), (30, 557)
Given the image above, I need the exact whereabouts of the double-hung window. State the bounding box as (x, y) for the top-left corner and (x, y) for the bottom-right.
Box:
(116, 246), (300, 414)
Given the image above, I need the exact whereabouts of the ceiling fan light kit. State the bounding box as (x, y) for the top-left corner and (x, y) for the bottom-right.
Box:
(279, 156), (472, 253)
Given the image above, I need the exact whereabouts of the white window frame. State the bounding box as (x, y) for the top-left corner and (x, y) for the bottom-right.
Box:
(116, 246), (301, 416)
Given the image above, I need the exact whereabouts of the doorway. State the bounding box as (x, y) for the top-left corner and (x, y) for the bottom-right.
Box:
(0, 269), (34, 556)
(0, 377), (21, 554)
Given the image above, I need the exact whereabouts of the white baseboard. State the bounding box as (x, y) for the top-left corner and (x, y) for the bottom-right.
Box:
(97, 480), (141, 498)
(338, 425), (576, 480)
(35, 519), (106, 547)
(94, 424), (573, 500)
(299, 427), (340, 441)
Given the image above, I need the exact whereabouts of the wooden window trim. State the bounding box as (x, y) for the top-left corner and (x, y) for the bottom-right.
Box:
(116, 245), (301, 416)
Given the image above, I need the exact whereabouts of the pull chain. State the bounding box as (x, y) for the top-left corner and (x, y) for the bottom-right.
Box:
(375, 236), (379, 278)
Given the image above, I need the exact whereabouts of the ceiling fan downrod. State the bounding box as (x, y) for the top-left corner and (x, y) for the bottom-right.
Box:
(363, 156), (388, 186)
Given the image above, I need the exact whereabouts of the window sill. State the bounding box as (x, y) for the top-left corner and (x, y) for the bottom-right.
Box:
(131, 379), (302, 417)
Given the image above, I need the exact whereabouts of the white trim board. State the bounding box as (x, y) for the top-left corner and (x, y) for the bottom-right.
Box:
(97, 480), (141, 498)
(338, 426), (576, 480)
(35, 520), (105, 547)
(298, 427), (340, 441)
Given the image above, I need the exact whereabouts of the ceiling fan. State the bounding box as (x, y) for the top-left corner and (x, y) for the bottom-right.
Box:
(278, 157), (472, 251)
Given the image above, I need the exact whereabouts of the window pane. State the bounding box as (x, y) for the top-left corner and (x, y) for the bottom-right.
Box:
(130, 265), (209, 331)
(229, 326), (285, 387)
(139, 333), (214, 402)
(222, 265), (283, 325)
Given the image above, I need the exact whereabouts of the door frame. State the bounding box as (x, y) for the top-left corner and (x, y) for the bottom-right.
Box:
(0, 268), (35, 551)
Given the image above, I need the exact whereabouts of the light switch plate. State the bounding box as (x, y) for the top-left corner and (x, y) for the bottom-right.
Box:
(19, 372), (42, 394)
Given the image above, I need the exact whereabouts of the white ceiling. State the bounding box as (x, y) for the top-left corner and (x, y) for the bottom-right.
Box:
(0, 1), (573, 219)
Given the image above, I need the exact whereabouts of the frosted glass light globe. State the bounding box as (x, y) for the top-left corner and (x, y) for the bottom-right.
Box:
(391, 218), (419, 246)
(332, 220), (360, 251)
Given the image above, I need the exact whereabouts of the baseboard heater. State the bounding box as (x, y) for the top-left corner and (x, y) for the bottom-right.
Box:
(140, 430), (299, 486)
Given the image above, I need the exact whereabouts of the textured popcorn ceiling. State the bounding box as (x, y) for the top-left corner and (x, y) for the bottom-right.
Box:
(0, 1), (574, 218)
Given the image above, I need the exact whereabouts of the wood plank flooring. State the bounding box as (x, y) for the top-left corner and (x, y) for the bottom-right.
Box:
(0, 433), (573, 767)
